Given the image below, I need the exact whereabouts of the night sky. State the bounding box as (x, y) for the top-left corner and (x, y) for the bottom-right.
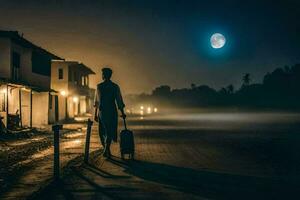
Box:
(0, 0), (299, 94)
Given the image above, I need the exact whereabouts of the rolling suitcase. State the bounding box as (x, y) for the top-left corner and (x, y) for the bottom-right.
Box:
(120, 118), (135, 160)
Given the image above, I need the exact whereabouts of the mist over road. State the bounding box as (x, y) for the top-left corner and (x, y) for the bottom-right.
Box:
(127, 111), (300, 131)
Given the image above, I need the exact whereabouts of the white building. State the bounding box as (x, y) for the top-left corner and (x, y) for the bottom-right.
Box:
(0, 30), (63, 130)
(51, 60), (95, 121)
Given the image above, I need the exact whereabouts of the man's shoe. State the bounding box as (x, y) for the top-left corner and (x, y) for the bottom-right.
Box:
(107, 149), (111, 158)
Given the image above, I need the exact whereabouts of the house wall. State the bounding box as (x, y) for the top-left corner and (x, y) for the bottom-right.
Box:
(58, 95), (66, 121)
(10, 42), (50, 90)
(79, 96), (86, 114)
(0, 37), (58, 129)
(8, 87), (20, 115)
(32, 92), (49, 127)
(0, 88), (54, 128)
(67, 97), (74, 118)
(51, 61), (69, 121)
(0, 87), (59, 128)
(20, 89), (31, 127)
(51, 61), (95, 119)
(51, 61), (69, 94)
(0, 38), (11, 78)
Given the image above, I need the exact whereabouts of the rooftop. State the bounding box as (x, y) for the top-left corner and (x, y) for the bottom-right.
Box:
(70, 63), (95, 75)
(52, 60), (95, 75)
(0, 77), (56, 92)
(0, 30), (63, 60)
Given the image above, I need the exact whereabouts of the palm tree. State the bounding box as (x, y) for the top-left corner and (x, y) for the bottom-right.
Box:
(191, 83), (196, 90)
(242, 73), (251, 86)
(220, 87), (228, 94)
(226, 84), (234, 94)
(284, 65), (291, 73)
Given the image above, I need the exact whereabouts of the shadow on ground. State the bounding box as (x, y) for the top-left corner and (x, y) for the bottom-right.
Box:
(106, 156), (297, 200)
(32, 154), (299, 200)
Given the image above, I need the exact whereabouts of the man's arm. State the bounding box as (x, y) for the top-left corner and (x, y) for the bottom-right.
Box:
(120, 108), (126, 119)
(116, 85), (126, 119)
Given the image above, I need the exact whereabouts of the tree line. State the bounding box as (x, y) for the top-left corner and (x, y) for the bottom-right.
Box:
(130, 64), (300, 110)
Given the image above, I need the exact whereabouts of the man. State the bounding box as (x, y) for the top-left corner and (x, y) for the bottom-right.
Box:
(94, 68), (126, 158)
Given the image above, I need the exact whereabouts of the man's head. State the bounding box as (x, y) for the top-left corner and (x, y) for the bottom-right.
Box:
(102, 67), (113, 80)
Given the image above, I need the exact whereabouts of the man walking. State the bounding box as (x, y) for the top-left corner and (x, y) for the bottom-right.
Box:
(94, 67), (126, 158)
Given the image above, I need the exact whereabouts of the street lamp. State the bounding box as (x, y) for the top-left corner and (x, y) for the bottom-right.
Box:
(147, 107), (152, 114)
(0, 88), (6, 94)
(72, 96), (79, 103)
(60, 90), (67, 96)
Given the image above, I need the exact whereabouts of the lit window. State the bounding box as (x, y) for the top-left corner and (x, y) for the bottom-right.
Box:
(82, 76), (85, 86)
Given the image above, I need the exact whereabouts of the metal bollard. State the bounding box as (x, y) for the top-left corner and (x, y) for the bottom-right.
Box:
(52, 124), (63, 180)
(84, 119), (93, 164)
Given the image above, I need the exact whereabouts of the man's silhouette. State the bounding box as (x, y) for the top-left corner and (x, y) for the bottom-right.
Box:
(94, 68), (126, 158)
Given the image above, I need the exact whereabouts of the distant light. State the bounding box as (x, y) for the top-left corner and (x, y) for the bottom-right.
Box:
(126, 109), (131, 113)
(140, 110), (144, 115)
(73, 96), (79, 103)
(140, 106), (144, 110)
(60, 90), (67, 96)
(147, 107), (152, 114)
(0, 88), (6, 94)
(154, 108), (158, 113)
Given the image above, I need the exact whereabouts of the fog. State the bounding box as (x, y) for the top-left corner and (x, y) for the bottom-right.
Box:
(126, 110), (300, 131)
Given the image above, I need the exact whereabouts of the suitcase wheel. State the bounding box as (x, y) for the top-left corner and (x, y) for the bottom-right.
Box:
(129, 153), (134, 160)
(121, 152), (134, 160)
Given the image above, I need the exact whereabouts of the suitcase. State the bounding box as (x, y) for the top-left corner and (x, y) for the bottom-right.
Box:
(120, 118), (135, 160)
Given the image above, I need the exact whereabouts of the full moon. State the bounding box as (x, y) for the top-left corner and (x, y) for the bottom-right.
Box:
(210, 33), (226, 49)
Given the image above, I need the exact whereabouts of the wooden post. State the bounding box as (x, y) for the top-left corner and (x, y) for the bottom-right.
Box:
(65, 96), (68, 119)
(78, 100), (80, 115)
(52, 124), (63, 180)
(84, 119), (93, 164)
(19, 88), (22, 127)
(30, 89), (32, 128)
(6, 85), (8, 128)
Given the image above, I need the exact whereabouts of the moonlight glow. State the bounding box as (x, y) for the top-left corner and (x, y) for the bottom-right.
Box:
(210, 33), (226, 49)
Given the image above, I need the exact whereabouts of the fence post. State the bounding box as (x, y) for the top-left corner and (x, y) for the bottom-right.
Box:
(84, 119), (93, 164)
(52, 124), (63, 180)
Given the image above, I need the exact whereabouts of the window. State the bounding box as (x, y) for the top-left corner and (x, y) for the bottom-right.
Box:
(12, 52), (20, 68)
(68, 69), (73, 81)
(12, 52), (21, 80)
(32, 50), (51, 76)
(83, 76), (88, 86)
(81, 76), (85, 86)
(58, 68), (63, 79)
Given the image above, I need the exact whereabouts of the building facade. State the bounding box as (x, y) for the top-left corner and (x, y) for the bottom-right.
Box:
(51, 60), (95, 121)
(0, 31), (63, 130)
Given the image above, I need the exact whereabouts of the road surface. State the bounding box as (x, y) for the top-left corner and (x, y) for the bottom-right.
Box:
(36, 112), (300, 199)
(0, 124), (101, 200)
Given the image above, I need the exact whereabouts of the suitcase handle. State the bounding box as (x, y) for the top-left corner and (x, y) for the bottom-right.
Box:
(122, 117), (127, 130)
